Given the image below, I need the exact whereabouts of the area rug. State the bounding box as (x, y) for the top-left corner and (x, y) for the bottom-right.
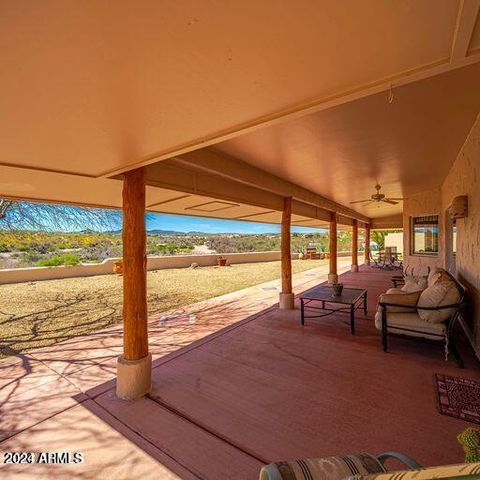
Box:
(435, 374), (480, 424)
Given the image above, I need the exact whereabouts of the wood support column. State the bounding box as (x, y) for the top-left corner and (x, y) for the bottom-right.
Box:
(116, 168), (151, 400)
(328, 212), (338, 284)
(365, 224), (371, 266)
(279, 197), (294, 309)
(351, 220), (359, 272)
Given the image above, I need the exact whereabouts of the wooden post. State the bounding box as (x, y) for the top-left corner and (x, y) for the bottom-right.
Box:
(365, 224), (371, 266)
(116, 167), (151, 400)
(351, 220), (359, 272)
(328, 212), (338, 284)
(279, 197), (294, 309)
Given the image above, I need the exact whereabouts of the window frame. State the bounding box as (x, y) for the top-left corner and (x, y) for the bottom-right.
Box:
(410, 215), (440, 256)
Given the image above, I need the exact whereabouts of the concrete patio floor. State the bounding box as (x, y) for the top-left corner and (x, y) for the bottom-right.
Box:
(1, 261), (479, 479)
(0, 258), (353, 479)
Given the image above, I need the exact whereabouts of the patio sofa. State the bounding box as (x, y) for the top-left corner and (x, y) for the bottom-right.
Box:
(373, 268), (466, 366)
(259, 453), (480, 479)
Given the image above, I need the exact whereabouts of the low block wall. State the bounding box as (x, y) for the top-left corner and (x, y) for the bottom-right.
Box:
(0, 251), (303, 285)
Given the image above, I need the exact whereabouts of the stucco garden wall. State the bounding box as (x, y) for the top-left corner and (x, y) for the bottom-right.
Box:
(0, 250), (359, 285)
(0, 251), (297, 285)
(440, 113), (480, 354)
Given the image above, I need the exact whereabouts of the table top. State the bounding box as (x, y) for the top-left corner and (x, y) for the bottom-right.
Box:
(300, 286), (366, 304)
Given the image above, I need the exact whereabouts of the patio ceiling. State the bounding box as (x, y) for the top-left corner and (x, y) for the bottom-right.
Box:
(1, 1), (480, 226)
(214, 62), (480, 219)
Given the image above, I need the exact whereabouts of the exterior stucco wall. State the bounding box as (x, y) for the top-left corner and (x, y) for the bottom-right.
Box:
(401, 113), (480, 356)
(440, 113), (480, 353)
(402, 188), (442, 274)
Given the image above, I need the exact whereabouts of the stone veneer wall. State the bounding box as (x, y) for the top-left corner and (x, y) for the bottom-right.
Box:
(441, 113), (480, 354)
(402, 113), (480, 356)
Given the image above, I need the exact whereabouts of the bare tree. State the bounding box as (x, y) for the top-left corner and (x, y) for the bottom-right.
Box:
(0, 199), (121, 232)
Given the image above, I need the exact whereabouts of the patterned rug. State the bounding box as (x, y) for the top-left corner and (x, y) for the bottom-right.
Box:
(435, 374), (480, 424)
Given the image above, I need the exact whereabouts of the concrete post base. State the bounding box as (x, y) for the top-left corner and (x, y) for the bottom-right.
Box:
(279, 292), (295, 309)
(116, 352), (152, 400)
(328, 273), (338, 284)
(351, 264), (359, 272)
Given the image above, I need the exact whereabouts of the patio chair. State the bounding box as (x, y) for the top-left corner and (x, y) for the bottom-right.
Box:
(259, 451), (480, 479)
(369, 251), (382, 268)
(375, 269), (466, 367)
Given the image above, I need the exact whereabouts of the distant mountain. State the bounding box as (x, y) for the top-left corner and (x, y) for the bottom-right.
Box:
(147, 229), (186, 235)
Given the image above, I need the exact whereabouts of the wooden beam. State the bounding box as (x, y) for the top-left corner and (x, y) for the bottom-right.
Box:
(144, 160), (359, 226)
(173, 150), (370, 223)
(328, 212), (338, 284)
(451, 0), (480, 62)
(281, 197), (293, 295)
(122, 168), (148, 361)
(351, 220), (358, 272)
(365, 224), (371, 266)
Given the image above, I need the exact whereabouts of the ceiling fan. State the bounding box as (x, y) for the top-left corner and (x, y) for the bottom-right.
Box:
(350, 184), (406, 206)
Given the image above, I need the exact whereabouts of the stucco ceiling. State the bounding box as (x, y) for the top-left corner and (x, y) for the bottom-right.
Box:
(215, 63), (480, 218)
(1, 0), (478, 179)
(1, 1), (479, 226)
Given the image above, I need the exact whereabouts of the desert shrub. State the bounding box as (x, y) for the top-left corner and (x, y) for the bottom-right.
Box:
(37, 253), (81, 267)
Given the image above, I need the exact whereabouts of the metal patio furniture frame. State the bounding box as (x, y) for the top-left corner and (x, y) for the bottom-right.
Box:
(379, 271), (467, 367)
(300, 286), (367, 335)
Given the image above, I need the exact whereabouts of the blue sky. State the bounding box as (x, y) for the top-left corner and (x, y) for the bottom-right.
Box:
(147, 213), (324, 234)
(0, 201), (325, 234)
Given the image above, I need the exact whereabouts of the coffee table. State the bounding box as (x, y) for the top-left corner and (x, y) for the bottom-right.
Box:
(299, 286), (367, 335)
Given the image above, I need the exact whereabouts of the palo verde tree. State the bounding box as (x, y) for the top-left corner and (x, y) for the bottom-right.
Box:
(0, 198), (121, 232)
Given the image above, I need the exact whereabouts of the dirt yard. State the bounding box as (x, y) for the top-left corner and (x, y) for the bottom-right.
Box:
(0, 259), (324, 357)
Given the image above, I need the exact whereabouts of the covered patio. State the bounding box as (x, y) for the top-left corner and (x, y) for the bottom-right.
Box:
(1, 1), (480, 478)
(1, 266), (479, 479)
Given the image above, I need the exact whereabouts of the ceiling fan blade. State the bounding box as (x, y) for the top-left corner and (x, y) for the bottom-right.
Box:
(386, 197), (407, 201)
(382, 199), (399, 205)
(350, 199), (372, 204)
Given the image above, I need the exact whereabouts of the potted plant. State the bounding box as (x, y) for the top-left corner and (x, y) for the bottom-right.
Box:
(332, 283), (344, 297)
(113, 260), (123, 275)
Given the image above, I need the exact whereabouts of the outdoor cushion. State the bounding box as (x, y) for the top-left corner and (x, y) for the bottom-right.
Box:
(348, 461), (480, 479)
(259, 453), (385, 480)
(386, 288), (404, 294)
(378, 292), (421, 313)
(428, 267), (442, 287)
(417, 275), (461, 323)
(401, 274), (427, 293)
(374, 311), (446, 340)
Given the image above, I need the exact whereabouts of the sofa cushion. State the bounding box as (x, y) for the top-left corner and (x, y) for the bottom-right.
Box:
(374, 311), (446, 340)
(427, 267), (442, 287)
(417, 274), (461, 323)
(386, 288), (404, 294)
(401, 275), (427, 293)
(347, 461), (480, 479)
(378, 292), (421, 313)
(259, 453), (385, 480)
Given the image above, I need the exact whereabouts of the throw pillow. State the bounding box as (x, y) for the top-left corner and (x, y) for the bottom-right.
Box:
(401, 275), (427, 293)
(418, 279), (461, 323)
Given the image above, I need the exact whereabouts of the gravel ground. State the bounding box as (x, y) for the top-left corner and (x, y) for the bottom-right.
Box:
(0, 259), (324, 357)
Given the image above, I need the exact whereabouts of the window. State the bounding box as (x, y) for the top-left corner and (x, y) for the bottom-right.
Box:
(411, 215), (439, 255)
